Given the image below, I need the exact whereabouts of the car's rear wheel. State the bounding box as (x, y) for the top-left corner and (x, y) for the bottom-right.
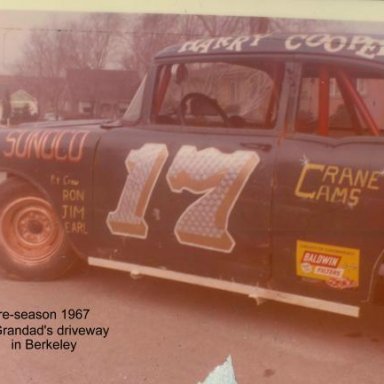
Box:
(0, 178), (77, 280)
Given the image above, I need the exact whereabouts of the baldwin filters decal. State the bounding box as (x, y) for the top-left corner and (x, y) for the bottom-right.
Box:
(296, 240), (360, 289)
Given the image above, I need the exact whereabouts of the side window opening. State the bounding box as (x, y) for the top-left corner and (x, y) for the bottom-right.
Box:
(296, 63), (384, 137)
(153, 60), (284, 129)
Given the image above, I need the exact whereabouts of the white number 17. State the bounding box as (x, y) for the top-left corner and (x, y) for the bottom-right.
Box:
(107, 144), (259, 253)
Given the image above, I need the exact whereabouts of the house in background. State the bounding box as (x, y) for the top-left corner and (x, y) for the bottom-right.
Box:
(0, 76), (39, 123)
(9, 89), (38, 114)
(62, 69), (140, 119)
(0, 69), (140, 124)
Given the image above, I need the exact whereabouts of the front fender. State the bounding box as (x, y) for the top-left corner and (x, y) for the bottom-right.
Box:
(0, 127), (105, 257)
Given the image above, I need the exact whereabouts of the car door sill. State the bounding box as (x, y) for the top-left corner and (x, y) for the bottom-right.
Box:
(88, 257), (360, 318)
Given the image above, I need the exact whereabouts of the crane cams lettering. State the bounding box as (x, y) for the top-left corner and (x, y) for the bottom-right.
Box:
(295, 162), (382, 207)
(2, 129), (90, 162)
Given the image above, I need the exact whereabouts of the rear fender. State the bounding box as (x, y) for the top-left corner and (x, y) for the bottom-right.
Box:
(368, 249), (384, 304)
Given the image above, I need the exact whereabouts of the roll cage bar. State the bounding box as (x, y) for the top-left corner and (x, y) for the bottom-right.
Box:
(306, 65), (380, 137)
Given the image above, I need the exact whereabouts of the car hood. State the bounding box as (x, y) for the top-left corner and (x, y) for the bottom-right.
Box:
(15, 118), (111, 130)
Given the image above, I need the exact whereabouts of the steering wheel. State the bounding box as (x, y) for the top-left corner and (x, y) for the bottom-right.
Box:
(178, 92), (229, 126)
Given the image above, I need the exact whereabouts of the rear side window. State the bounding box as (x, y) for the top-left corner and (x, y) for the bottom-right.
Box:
(296, 63), (384, 137)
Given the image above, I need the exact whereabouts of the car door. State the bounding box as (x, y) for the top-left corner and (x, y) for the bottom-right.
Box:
(93, 56), (287, 285)
(273, 59), (384, 303)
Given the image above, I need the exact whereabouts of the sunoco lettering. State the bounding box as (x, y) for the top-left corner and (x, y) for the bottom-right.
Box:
(2, 129), (89, 162)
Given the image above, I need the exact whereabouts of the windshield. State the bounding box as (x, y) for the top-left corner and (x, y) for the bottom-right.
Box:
(153, 61), (283, 129)
(122, 74), (147, 124)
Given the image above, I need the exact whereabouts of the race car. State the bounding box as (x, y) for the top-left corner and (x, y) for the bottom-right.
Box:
(1, 33), (384, 317)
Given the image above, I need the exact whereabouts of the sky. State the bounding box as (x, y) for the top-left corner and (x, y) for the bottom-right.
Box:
(0, 9), (384, 74)
(0, 11), (82, 73)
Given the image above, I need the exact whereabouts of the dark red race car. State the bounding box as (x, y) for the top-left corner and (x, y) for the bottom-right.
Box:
(1, 33), (384, 317)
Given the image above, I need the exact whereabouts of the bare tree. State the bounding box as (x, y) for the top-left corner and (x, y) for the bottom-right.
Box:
(120, 14), (186, 76)
(16, 25), (72, 117)
(66, 13), (124, 69)
(15, 13), (124, 118)
(121, 14), (271, 76)
(248, 17), (270, 33)
(1, 88), (11, 125)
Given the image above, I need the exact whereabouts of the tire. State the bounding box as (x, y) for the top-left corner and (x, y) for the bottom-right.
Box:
(0, 178), (77, 280)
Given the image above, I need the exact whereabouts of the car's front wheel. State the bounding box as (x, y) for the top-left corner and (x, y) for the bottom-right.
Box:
(0, 178), (77, 280)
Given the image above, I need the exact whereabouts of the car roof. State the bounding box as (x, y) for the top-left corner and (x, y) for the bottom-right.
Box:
(155, 33), (384, 64)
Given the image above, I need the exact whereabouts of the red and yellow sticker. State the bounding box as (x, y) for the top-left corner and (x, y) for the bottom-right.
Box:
(296, 240), (360, 289)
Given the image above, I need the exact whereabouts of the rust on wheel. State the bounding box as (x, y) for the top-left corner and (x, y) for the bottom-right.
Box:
(0, 196), (64, 266)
